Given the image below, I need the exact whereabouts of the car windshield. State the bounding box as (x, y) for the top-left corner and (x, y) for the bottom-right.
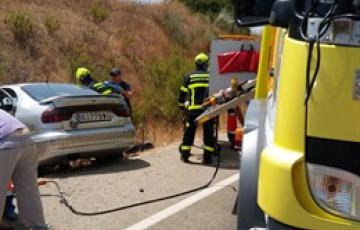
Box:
(22, 83), (98, 101)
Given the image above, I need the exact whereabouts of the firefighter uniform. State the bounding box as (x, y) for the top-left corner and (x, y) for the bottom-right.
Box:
(75, 67), (121, 95)
(178, 53), (215, 164)
(92, 81), (120, 95)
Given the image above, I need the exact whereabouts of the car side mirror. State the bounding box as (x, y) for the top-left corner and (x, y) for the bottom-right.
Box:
(0, 88), (16, 115)
(234, 0), (276, 27)
(269, 0), (295, 28)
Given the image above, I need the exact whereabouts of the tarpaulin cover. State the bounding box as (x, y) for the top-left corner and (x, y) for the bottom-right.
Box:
(217, 45), (259, 74)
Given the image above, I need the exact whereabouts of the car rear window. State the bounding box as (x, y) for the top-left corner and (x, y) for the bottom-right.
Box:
(22, 83), (98, 101)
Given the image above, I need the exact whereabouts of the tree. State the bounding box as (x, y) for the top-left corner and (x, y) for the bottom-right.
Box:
(176, 0), (232, 20)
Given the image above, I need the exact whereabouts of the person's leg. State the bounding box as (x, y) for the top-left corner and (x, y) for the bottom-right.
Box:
(0, 148), (20, 223)
(179, 112), (198, 162)
(3, 192), (17, 221)
(12, 140), (47, 229)
(203, 118), (215, 165)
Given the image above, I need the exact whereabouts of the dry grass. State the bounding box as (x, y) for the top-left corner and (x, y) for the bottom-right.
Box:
(0, 0), (219, 85)
(0, 0), (223, 142)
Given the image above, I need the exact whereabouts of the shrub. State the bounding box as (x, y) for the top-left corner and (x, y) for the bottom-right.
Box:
(4, 11), (35, 45)
(44, 15), (61, 34)
(134, 50), (193, 125)
(163, 12), (186, 47)
(90, 3), (111, 24)
(176, 0), (232, 21)
(214, 9), (250, 34)
(63, 41), (117, 83)
(214, 9), (233, 32)
(63, 42), (92, 80)
(0, 62), (9, 82)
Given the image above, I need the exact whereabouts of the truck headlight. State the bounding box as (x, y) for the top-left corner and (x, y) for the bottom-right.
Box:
(307, 18), (360, 46)
(307, 163), (360, 220)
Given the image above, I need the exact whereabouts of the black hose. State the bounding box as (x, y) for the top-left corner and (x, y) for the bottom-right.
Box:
(304, 1), (338, 105)
(42, 153), (222, 216)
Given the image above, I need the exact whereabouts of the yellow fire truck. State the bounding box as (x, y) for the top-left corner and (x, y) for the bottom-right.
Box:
(234, 0), (360, 229)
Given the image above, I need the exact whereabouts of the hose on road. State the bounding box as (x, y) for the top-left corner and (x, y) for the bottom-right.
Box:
(40, 153), (222, 216)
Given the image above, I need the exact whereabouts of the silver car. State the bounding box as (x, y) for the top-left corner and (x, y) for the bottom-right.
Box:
(0, 83), (136, 164)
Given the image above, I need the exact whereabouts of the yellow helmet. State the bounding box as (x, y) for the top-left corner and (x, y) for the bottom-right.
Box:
(75, 67), (91, 82)
(194, 53), (209, 64)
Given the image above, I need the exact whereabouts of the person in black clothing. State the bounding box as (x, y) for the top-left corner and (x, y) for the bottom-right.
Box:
(178, 53), (215, 165)
(108, 68), (133, 113)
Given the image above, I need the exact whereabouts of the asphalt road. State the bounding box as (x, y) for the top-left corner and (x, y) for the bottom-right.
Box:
(35, 138), (240, 230)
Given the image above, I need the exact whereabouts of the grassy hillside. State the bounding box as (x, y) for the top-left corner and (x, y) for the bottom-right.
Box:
(0, 0), (224, 142)
(0, 0), (220, 81)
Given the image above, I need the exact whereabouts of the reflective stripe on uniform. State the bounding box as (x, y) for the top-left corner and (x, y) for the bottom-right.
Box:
(185, 73), (209, 111)
(189, 74), (209, 83)
(181, 145), (191, 151)
(102, 89), (112, 95)
(180, 86), (188, 93)
(188, 83), (208, 110)
(93, 82), (102, 88)
(188, 83), (209, 89)
(190, 74), (209, 79)
(204, 145), (215, 152)
(188, 105), (203, 110)
(191, 87), (195, 109)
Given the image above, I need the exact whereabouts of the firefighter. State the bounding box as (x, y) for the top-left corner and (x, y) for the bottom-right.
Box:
(75, 67), (123, 96)
(75, 67), (98, 91)
(178, 53), (215, 165)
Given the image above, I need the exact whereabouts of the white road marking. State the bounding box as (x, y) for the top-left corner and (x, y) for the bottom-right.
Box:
(125, 173), (239, 230)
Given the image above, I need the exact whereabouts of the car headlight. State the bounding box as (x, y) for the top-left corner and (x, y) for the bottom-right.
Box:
(307, 163), (360, 220)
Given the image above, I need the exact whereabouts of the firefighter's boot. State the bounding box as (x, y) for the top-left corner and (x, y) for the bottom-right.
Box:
(179, 145), (190, 163)
(202, 151), (213, 165)
(3, 195), (17, 221)
(180, 152), (190, 163)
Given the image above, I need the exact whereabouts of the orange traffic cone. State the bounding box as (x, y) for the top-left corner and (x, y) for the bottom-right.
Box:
(227, 109), (237, 148)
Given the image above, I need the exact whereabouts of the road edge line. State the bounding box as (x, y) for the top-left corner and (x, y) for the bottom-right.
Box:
(125, 173), (239, 230)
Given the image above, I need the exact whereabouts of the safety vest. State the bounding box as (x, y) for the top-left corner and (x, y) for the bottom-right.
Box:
(178, 71), (209, 111)
(92, 81), (117, 95)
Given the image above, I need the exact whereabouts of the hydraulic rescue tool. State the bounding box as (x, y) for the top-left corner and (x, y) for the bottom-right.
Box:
(196, 78), (256, 125)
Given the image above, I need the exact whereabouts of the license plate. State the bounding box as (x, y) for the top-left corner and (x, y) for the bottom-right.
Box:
(74, 112), (113, 123)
